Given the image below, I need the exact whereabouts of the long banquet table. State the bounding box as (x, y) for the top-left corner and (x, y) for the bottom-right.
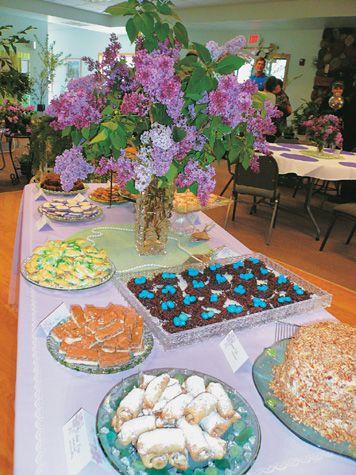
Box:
(13, 184), (354, 475)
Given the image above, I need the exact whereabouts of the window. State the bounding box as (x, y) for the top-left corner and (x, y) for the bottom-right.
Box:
(237, 53), (290, 87)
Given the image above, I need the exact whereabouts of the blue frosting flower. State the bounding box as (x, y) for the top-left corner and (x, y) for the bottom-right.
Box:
(277, 275), (288, 284)
(173, 312), (189, 327)
(234, 284), (246, 295)
(253, 297), (267, 308)
(201, 310), (215, 320)
(215, 273), (227, 284)
(162, 272), (176, 279)
(239, 272), (254, 281)
(233, 261), (244, 269)
(161, 300), (175, 310)
(293, 284), (305, 295)
(209, 263), (221, 271)
(210, 293), (219, 303)
(183, 295), (197, 305)
(134, 276), (147, 285)
(188, 268), (199, 277)
(249, 257), (260, 264)
(226, 304), (243, 314)
(260, 267), (269, 275)
(257, 284), (268, 292)
(138, 289), (154, 299)
(162, 285), (177, 295)
(192, 279), (205, 289)
(278, 296), (292, 303)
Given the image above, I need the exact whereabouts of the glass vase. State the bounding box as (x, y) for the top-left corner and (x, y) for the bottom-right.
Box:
(135, 178), (174, 255)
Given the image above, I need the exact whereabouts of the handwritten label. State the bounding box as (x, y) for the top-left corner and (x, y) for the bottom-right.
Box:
(63, 408), (111, 475)
(35, 215), (53, 231)
(34, 189), (47, 201)
(220, 330), (249, 372)
(213, 247), (240, 260)
(38, 302), (69, 336)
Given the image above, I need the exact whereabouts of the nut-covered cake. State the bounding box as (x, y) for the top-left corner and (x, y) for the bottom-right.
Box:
(271, 321), (355, 444)
(40, 172), (84, 192)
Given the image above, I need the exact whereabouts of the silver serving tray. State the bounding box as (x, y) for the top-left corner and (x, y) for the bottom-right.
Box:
(116, 252), (332, 349)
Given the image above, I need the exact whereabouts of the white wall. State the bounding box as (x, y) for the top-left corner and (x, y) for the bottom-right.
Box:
(189, 27), (322, 110)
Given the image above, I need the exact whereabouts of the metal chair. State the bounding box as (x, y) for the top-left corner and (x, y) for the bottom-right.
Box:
(230, 155), (280, 245)
(319, 203), (356, 251)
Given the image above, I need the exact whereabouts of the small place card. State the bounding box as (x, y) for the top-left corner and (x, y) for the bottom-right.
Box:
(38, 302), (69, 336)
(213, 246), (240, 260)
(34, 189), (47, 201)
(35, 215), (53, 231)
(73, 193), (88, 203)
(63, 408), (112, 475)
(220, 330), (249, 372)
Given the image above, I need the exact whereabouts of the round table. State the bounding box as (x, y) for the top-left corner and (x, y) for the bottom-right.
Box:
(269, 143), (356, 240)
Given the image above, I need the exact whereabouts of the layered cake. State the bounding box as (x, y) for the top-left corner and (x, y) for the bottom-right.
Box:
(40, 173), (84, 192)
(126, 257), (311, 334)
(51, 304), (144, 369)
(40, 198), (101, 221)
(24, 238), (113, 289)
(271, 321), (355, 444)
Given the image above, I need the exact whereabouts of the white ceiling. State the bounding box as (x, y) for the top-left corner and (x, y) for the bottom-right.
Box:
(42, 0), (285, 14)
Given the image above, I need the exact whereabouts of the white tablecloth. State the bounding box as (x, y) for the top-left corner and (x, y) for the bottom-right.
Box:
(13, 184), (354, 475)
(269, 143), (356, 180)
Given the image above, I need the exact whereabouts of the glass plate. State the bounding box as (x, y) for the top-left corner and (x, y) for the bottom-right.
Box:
(97, 368), (261, 474)
(47, 323), (154, 374)
(37, 183), (88, 195)
(173, 195), (231, 214)
(21, 258), (116, 291)
(116, 252), (332, 349)
(38, 204), (103, 223)
(252, 339), (355, 460)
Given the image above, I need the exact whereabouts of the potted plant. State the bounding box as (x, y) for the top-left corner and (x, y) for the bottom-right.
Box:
(33, 34), (70, 111)
(18, 152), (33, 180)
(302, 114), (343, 152)
(0, 99), (35, 136)
(46, 0), (280, 255)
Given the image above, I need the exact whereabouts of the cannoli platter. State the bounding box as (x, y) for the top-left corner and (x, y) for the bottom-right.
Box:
(116, 253), (331, 349)
(97, 368), (260, 474)
(47, 304), (154, 374)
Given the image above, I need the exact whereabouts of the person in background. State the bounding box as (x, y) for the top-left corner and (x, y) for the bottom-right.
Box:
(274, 78), (292, 135)
(320, 80), (346, 119)
(250, 57), (268, 91)
(262, 76), (278, 105)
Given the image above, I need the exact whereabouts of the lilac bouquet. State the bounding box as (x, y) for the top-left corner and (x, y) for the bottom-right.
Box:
(303, 114), (343, 151)
(46, 0), (280, 199)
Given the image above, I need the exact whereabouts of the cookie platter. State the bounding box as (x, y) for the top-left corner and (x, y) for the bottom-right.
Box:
(38, 199), (103, 222)
(116, 253), (331, 349)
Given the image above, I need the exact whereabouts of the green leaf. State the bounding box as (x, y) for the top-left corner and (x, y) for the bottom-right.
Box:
(90, 129), (108, 144)
(126, 179), (139, 195)
(178, 55), (198, 67)
(151, 103), (172, 125)
(172, 126), (186, 142)
(62, 126), (71, 137)
(102, 105), (113, 115)
(173, 22), (189, 48)
(192, 42), (212, 64)
(126, 18), (138, 43)
(105, 1), (133, 15)
(81, 127), (90, 140)
(189, 182), (198, 195)
(185, 67), (206, 96)
(143, 36), (158, 52)
(134, 13), (154, 36)
(165, 162), (178, 182)
(156, 22), (169, 41)
(213, 140), (226, 160)
(142, 1), (156, 12)
(102, 121), (118, 131)
(110, 124), (127, 149)
(214, 54), (246, 74)
(72, 129), (82, 145)
(156, 1), (173, 15)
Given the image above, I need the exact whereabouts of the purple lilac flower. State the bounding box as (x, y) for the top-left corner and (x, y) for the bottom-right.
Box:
(176, 160), (216, 205)
(206, 35), (246, 61)
(54, 146), (94, 191)
(47, 75), (104, 130)
(120, 92), (149, 116)
(133, 48), (184, 120)
(115, 151), (135, 188)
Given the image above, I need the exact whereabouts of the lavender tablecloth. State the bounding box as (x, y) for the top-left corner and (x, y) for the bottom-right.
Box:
(13, 184), (354, 475)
